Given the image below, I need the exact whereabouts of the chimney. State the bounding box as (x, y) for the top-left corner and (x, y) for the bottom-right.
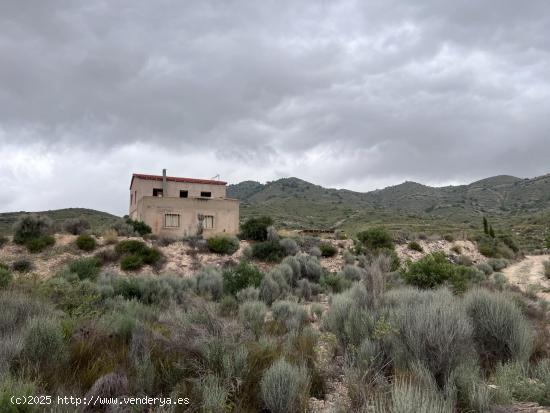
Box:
(162, 169), (167, 197)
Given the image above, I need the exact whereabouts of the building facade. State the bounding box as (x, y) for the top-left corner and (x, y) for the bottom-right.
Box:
(129, 170), (239, 238)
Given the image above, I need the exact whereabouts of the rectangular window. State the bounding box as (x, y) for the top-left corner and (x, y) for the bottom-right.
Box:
(180, 190), (188, 198)
(200, 191), (212, 197)
(164, 214), (180, 228)
(153, 188), (163, 197)
(203, 215), (214, 229)
(130, 193), (133, 204)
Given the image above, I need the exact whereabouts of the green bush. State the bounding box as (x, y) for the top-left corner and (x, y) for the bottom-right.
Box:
(0, 375), (37, 413)
(12, 215), (53, 246)
(240, 216), (274, 241)
(207, 235), (239, 255)
(443, 234), (455, 242)
(357, 228), (394, 252)
(402, 253), (454, 289)
(115, 240), (162, 270)
(0, 236), (8, 249)
(464, 289), (533, 368)
(260, 359), (310, 413)
(251, 240), (286, 262)
(408, 241), (423, 252)
(120, 255), (143, 271)
(318, 243), (337, 257)
(11, 258), (33, 273)
(239, 300), (267, 339)
(68, 257), (102, 280)
(76, 234), (96, 251)
(125, 218), (151, 236)
(403, 252), (479, 292)
(140, 247), (162, 265)
(223, 261), (263, 296)
(115, 240), (147, 255)
(25, 235), (55, 253)
(493, 360), (550, 406)
(62, 217), (90, 235)
(0, 268), (13, 289)
(498, 234), (519, 253)
(321, 273), (351, 293)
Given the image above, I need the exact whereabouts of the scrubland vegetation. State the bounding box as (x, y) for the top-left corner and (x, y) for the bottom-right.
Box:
(0, 214), (548, 412)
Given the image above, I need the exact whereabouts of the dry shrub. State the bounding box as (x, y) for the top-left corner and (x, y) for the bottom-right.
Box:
(83, 373), (129, 412)
(260, 359), (310, 413)
(388, 288), (473, 388)
(102, 229), (119, 245)
(464, 289), (533, 369)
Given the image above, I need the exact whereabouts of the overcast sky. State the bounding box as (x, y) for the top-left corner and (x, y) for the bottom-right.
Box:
(1, 0), (549, 216)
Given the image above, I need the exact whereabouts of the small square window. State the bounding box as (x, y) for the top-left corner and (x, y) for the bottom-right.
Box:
(180, 190), (188, 198)
(203, 215), (214, 229)
(164, 214), (180, 228)
(153, 188), (163, 197)
(200, 191), (211, 197)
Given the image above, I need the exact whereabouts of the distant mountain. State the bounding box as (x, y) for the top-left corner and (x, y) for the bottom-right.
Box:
(0, 208), (120, 235)
(229, 173), (550, 249)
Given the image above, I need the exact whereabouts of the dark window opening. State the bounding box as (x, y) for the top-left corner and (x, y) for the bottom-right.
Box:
(153, 188), (163, 197)
(200, 191), (211, 197)
(180, 190), (188, 198)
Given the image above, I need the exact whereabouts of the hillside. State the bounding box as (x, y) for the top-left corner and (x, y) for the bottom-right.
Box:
(0, 208), (120, 235)
(229, 174), (550, 249)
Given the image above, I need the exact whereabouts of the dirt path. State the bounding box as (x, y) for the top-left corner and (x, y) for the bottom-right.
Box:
(503, 255), (550, 301)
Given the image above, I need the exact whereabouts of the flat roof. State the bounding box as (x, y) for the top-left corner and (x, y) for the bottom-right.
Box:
(130, 173), (227, 188)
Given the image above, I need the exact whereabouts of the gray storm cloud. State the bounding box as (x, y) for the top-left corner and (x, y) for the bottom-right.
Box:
(1, 0), (549, 213)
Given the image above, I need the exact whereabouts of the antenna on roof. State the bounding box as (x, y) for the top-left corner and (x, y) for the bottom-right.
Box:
(211, 174), (220, 181)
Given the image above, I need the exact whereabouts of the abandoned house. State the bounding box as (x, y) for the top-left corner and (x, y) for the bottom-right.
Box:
(129, 170), (239, 238)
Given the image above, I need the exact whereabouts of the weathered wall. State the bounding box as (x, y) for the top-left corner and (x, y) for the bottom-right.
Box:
(129, 178), (227, 216)
(134, 196), (239, 238)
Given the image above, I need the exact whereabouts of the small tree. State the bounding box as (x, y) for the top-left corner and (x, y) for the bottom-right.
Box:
(240, 216), (274, 241)
(489, 226), (495, 239)
(483, 217), (489, 235)
(356, 228), (394, 252)
(125, 218), (151, 236)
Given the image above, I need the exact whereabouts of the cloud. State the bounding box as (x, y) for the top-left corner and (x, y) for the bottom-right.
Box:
(0, 0), (549, 213)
